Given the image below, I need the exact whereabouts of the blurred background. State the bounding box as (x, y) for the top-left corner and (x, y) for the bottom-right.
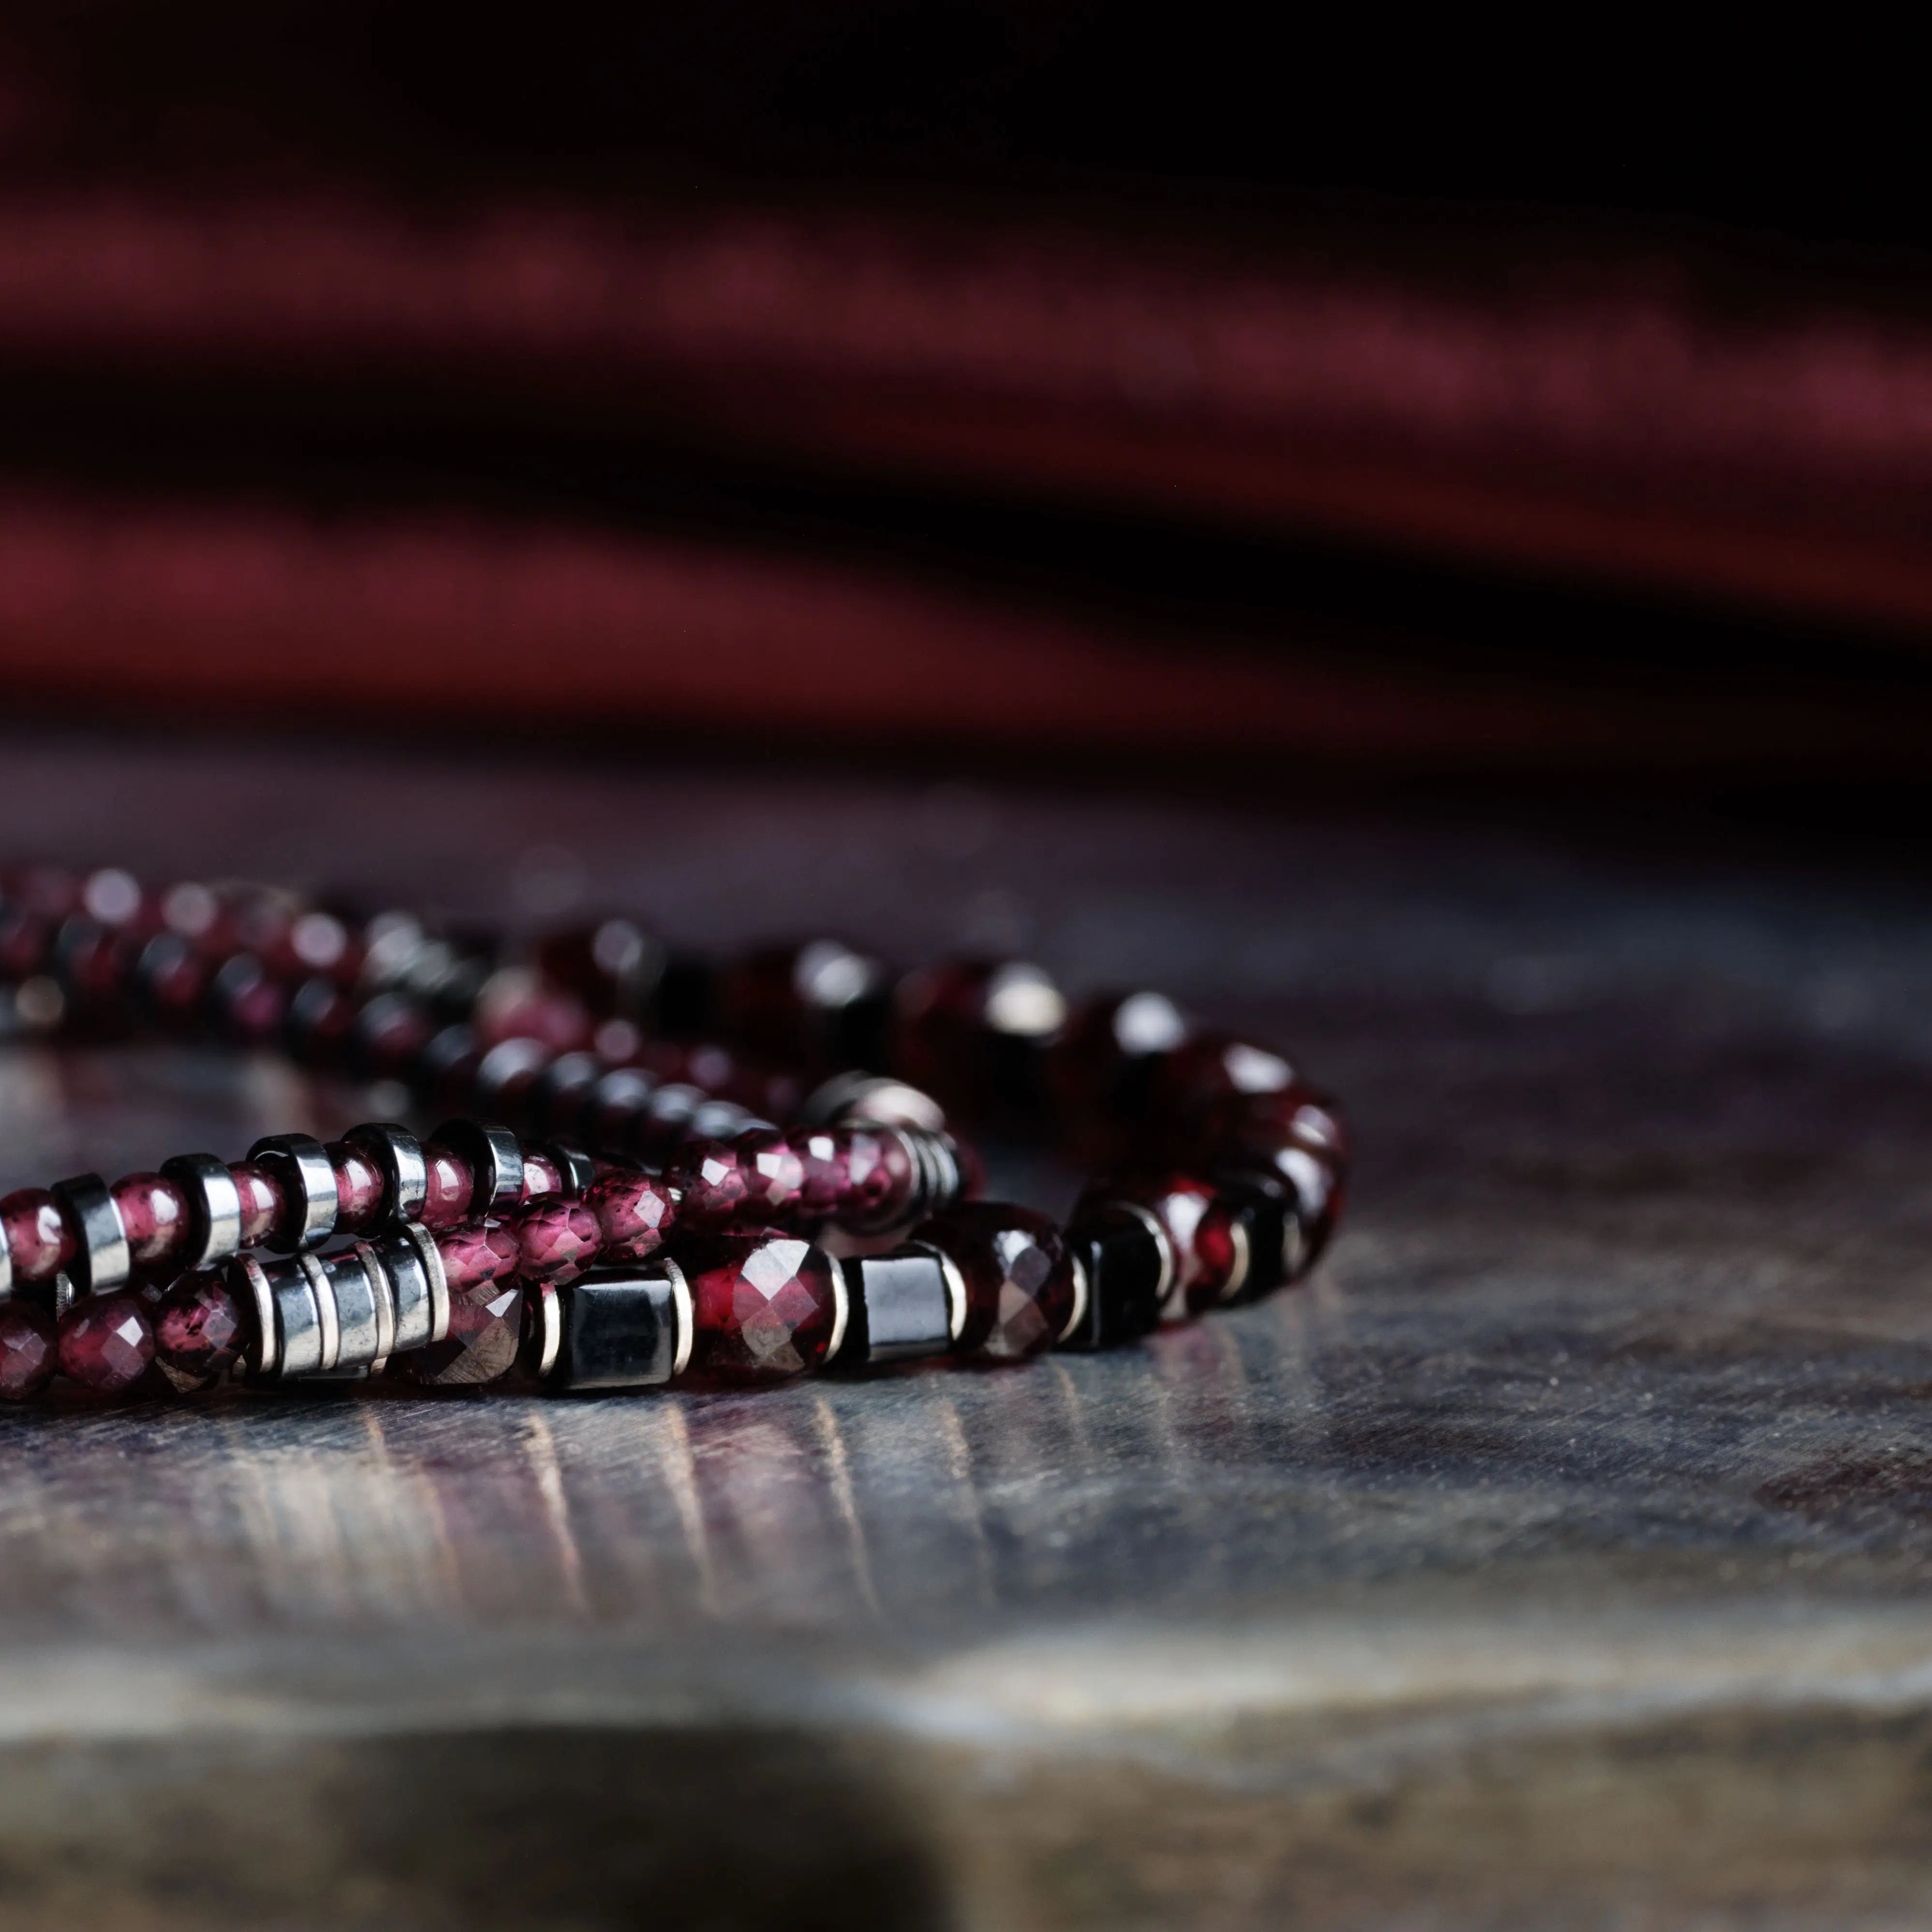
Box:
(0, 1), (1928, 811)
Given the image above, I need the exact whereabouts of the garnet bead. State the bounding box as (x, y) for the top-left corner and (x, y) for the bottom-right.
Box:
(229, 1164), (284, 1247)
(58, 1292), (155, 1392)
(1, 1186), (72, 1281)
(667, 1131), (806, 1231)
(435, 1222), (520, 1295)
(586, 1170), (678, 1261)
(153, 1269), (246, 1391)
(392, 1282), (524, 1387)
(420, 1142), (477, 1228)
(328, 1142), (388, 1231)
(513, 1198), (602, 1281)
(110, 1171), (191, 1267)
(0, 1301), (57, 1399)
(680, 1234), (838, 1381)
(914, 1202), (1075, 1363)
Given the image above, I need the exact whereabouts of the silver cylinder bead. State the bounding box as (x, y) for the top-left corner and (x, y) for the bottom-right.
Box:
(50, 1173), (131, 1294)
(158, 1151), (244, 1268)
(246, 1133), (339, 1252)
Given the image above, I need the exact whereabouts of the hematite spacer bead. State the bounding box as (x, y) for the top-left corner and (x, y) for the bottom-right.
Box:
(341, 1122), (429, 1227)
(1059, 1204), (1172, 1350)
(834, 1244), (964, 1366)
(429, 1119), (523, 1217)
(1210, 1168), (1300, 1303)
(363, 1222), (447, 1353)
(289, 1246), (396, 1378)
(535, 1143), (597, 1199)
(543, 1260), (692, 1391)
(158, 1152), (244, 1269)
(246, 1134), (339, 1252)
(50, 1172), (131, 1294)
(227, 1254), (279, 1377)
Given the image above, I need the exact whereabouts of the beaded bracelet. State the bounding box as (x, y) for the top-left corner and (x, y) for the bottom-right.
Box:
(0, 862), (1347, 1404)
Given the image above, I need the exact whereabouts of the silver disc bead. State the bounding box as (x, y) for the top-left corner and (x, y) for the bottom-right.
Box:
(49, 1173), (131, 1294)
(246, 1133), (340, 1252)
(158, 1152), (244, 1268)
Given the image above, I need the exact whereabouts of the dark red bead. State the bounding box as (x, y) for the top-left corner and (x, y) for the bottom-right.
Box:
(667, 1131), (806, 1231)
(893, 959), (1065, 1123)
(58, 1292), (155, 1392)
(328, 1142), (388, 1233)
(421, 1143), (476, 1228)
(512, 1198), (601, 1281)
(110, 1171), (192, 1268)
(1044, 992), (1194, 1162)
(153, 1269), (246, 1391)
(393, 1281), (523, 1386)
(435, 1222), (521, 1296)
(2, 1187), (73, 1281)
(680, 1234), (838, 1381)
(229, 1163), (284, 1247)
(0, 1301), (57, 1400)
(914, 1202), (1075, 1363)
(586, 1171), (677, 1262)
(797, 1126), (919, 1230)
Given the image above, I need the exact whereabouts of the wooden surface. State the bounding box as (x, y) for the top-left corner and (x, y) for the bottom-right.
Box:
(5, 733), (1932, 1927)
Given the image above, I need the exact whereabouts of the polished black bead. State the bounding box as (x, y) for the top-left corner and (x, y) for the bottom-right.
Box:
(1213, 1167), (1298, 1303)
(550, 1267), (682, 1391)
(838, 1245), (955, 1365)
(1060, 1206), (1168, 1350)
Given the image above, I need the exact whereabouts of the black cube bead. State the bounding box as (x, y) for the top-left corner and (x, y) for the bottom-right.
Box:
(838, 1246), (955, 1365)
(1061, 1206), (1167, 1350)
(1214, 1167), (1299, 1303)
(551, 1268), (682, 1391)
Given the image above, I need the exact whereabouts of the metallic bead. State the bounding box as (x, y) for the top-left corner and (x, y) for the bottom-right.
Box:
(536, 1143), (598, 1199)
(50, 1173), (130, 1294)
(268, 1254), (326, 1378)
(228, 1254), (278, 1377)
(246, 1133), (339, 1252)
(429, 1119), (523, 1217)
(368, 1222), (446, 1353)
(299, 1253), (341, 1372)
(547, 1260), (690, 1392)
(341, 1122), (429, 1226)
(0, 1225), (11, 1303)
(836, 1244), (961, 1365)
(519, 1279), (563, 1380)
(158, 1152), (244, 1268)
(316, 1248), (388, 1374)
(799, 1072), (948, 1133)
(1058, 1203), (1172, 1350)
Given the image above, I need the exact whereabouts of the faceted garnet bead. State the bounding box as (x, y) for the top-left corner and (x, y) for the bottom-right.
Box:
(667, 1131), (806, 1231)
(153, 1269), (246, 1392)
(435, 1222), (520, 1296)
(0, 1300), (58, 1399)
(58, 1292), (155, 1393)
(393, 1282), (524, 1387)
(679, 1235), (838, 1382)
(585, 1171), (677, 1262)
(914, 1202), (1076, 1364)
(513, 1198), (602, 1281)
(796, 1126), (917, 1230)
